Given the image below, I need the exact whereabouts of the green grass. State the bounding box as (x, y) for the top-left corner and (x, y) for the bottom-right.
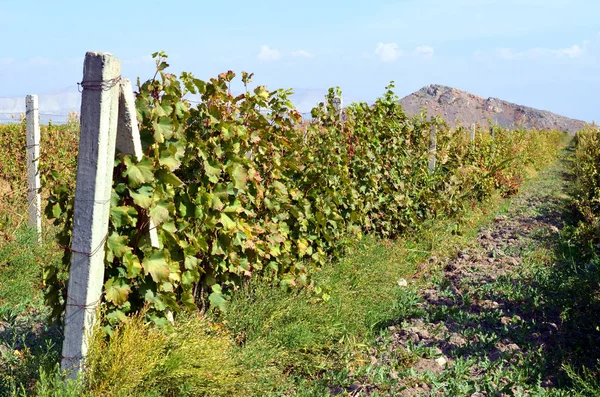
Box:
(0, 226), (64, 397)
(0, 226), (45, 311)
(218, 190), (513, 395)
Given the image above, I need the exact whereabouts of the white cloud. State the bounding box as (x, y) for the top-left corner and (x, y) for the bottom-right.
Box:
(493, 42), (588, 60)
(375, 42), (401, 62)
(292, 50), (314, 59)
(257, 45), (281, 62)
(0, 57), (13, 65)
(416, 45), (434, 59)
(554, 44), (584, 58)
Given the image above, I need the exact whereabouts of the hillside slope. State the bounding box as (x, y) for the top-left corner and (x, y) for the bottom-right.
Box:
(399, 84), (588, 133)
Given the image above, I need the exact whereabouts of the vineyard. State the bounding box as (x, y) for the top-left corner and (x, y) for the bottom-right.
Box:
(0, 52), (599, 396)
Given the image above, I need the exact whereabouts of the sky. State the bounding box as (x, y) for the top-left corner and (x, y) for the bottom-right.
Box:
(0, 0), (599, 121)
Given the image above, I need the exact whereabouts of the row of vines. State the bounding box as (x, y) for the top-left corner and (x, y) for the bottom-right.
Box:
(572, 126), (600, 241)
(1, 53), (567, 328)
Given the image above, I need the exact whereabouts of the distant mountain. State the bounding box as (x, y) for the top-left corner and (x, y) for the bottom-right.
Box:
(399, 84), (588, 133)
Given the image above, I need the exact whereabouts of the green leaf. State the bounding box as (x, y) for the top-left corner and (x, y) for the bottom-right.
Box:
(105, 278), (132, 306)
(150, 200), (170, 224)
(159, 153), (180, 171)
(155, 101), (173, 118)
(208, 284), (227, 310)
(231, 164), (248, 190)
(110, 206), (137, 228)
(129, 186), (154, 209)
(182, 269), (200, 285)
(142, 251), (171, 283)
(124, 252), (142, 278)
(219, 213), (236, 230)
(51, 203), (62, 218)
(157, 169), (183, 187)
(204, 159), (222, 183)
(124, 156), (154, 188)
(107, 232), (130, 261)
(153, 118), (174, 142)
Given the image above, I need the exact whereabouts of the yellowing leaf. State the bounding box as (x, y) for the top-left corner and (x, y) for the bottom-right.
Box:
(231, 164), (248, 190)
(104, 277), (132, 306)
(219, 213), (236, 230)
(142, 251), (171, 283)
(129, 186), (153, 209)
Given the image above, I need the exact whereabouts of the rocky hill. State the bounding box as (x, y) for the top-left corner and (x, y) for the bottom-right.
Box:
(399, 84), (588, 133)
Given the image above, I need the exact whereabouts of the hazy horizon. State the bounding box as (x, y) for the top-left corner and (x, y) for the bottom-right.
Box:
(1, 0), (598, 123)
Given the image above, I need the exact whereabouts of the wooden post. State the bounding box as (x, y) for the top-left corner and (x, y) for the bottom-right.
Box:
(429, 125), (437, 174)
(61, 52), (121, 377)
(26, 95), (42, 244)
(470, 123), (476, 142)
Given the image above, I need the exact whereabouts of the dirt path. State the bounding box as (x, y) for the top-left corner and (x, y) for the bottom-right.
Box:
(353, 149), (600, 396)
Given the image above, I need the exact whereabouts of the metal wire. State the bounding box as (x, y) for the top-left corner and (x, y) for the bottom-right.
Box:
(78, 76), (122, 93)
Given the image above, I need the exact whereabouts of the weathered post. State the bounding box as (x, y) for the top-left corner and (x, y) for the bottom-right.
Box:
(429, 124), (437, 174)
(117, 79), (159, 247)
(332, 95), (343, 121)
(26, 95), (42, 244)
(61, 52), (121, 377)
(470, 123), (476, 142)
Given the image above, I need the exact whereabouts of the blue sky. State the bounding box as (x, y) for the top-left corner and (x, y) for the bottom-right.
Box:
(1, 0), (598, 121)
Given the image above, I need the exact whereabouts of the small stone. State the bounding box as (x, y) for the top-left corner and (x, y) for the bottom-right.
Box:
(397, 278), (408, 287)
(541, 378), (554, 388)
(506, 343), (520, 351)
(409, 333), (420, 343)
(481, 300), (499, 309)
(449, 334), (466, 346)
(435, 356), (448, 367)
(471, 393), (486, 397)
(417, 328), (431, 339)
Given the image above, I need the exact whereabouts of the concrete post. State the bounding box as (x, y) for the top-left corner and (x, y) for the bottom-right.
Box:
(332, 96), (343, 121)
(117, 79), (159, 248)
(26, 95), (42, 244)
(470, 124), (476, 142)
(428, 125), (437, 174)
(61, 52), (121, 377)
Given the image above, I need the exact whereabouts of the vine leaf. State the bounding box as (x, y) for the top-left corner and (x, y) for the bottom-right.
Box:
(129, 186), (154, 209)
(105, 277), (132, 306)
(124, 156), (154, 188)
(143, 251), (171, 283)
(209, 284), (227, 310)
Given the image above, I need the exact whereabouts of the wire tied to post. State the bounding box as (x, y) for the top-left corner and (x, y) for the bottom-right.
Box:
(78, 76), (122, 93)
